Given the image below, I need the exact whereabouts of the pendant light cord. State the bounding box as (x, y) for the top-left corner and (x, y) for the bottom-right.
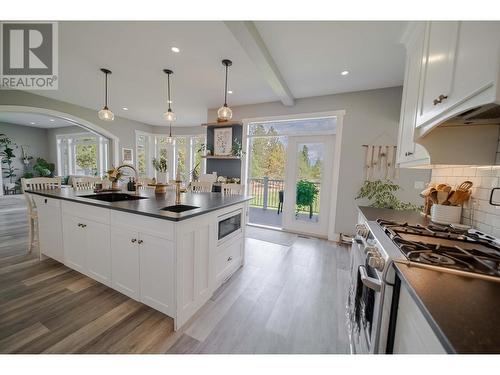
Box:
(104, 72), (108, 108)
(167, 73), (172, 112)
(224, 65), (228, 106)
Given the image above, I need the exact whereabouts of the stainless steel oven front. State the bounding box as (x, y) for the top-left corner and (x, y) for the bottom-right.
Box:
(347, 223), (394, 354)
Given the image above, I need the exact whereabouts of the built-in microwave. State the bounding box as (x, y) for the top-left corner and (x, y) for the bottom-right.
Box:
(218, 209), (242, 244)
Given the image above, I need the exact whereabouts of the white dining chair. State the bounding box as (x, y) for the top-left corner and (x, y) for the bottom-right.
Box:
(190, 181), (213, 193)
(21, 177), (62, 256)
(72, 176), (102, 190)
(221, 183), (244, 195)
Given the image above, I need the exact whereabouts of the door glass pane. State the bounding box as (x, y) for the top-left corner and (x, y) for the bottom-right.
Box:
(295, 143), (323, 223)
(176, 137), (187, 180)
(247, 132), (287, 228)
(192, 136), (205, 181)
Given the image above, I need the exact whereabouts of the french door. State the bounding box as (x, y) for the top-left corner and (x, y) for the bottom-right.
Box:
(282, 135), (335, 237)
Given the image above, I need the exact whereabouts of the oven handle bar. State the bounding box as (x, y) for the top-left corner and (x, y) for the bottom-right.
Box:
(359, 265), (382, 292)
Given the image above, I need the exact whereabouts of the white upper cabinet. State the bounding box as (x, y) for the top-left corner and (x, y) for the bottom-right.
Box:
(416, 22), (459, 126)
(397, 24), (430, 166)
(415, 21), (500, 132)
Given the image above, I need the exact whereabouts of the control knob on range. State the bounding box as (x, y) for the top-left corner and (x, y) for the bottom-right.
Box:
(355, 224), (370, 238)
(368, 255), (385, 271)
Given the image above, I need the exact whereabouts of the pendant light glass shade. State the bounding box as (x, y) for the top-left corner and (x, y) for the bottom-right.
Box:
(163, 69), (176, 123)
(98, 68), (114, 121)
(163, 109), (176, 122)
(217, 59), (233, 122)
(98, 107), (114, 121)
(217, 104), (232, 121)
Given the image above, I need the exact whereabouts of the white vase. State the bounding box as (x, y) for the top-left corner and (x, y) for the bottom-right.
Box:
(157, 172), (167, 184)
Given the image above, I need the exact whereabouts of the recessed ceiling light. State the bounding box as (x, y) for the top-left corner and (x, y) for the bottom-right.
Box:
(30, 122), (35, 125)
(228, 90), (233, 94)
(122, 107), (128, 111)
(341, 70), (350, 76)
(171, 47), (180, 53)
(49, 118), (55, 122)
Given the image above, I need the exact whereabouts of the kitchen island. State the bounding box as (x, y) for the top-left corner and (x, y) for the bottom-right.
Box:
(28, 188), (251, 330)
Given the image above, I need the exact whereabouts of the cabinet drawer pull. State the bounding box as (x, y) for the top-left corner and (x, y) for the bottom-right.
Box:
(227, 256), (233, 262)
(405, 151), (414, 157)
(131, 238), (137, 243)
(433, 94), (448, 105)
(138, 240), (144, 245)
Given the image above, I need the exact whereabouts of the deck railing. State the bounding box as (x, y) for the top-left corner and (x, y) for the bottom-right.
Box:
(249, 177), (320, 213)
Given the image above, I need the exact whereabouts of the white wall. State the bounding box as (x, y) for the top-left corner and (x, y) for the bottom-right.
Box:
(0, 122), (50, 182)
(208, 86), (431, 235)
(0, 90), (156, 157)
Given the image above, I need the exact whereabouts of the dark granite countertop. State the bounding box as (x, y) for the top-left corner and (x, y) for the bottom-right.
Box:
(395, 264), (500, 353)
(28, 188), (252, 222)
(358, 206), (500, 353)
(358, 205), (430, 226)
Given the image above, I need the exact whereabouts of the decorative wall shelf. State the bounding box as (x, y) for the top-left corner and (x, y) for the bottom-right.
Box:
(201, 155), (241, 160)
(201, 121), (243, 127)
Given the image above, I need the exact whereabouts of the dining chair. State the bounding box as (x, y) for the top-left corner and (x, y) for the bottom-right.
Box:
(21, 177), (62, 256)
(221, 183), (244, 195)
(190, 181), (213, 193)
(72, 176), (102, 190)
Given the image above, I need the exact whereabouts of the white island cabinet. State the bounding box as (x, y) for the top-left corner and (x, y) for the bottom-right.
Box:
(32, 193), (248, 330)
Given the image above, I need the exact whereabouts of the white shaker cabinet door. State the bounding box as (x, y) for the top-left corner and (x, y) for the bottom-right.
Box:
(85, 220), (112, 286)
(62, 214), (86, 273)
(416, 21), (459, 126)
(139, 233), (175, 316)
(111, 226), (140, 299)
(36, 199), (64, 263)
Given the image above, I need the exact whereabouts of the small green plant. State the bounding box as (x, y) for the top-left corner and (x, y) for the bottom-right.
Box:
(356, 180), (420, 211)
(296, 179), (319, 218)
(232, 138), (245, 157)
(0, 133), (19, 183)
(152, 157), (168, 173)
(33, 158), (55, 177)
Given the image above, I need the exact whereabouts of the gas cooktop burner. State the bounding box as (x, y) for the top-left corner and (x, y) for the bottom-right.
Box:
(377, 219), (500, 279)
(418, 252), (456, 266)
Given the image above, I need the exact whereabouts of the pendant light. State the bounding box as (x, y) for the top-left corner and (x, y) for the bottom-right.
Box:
(217, 59), (233, 122)
(98, 68), (114, 121)
(163, 69), (176, 122)
(162, 69), (175, 144)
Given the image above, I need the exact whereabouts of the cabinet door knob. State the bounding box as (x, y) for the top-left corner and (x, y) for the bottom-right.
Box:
(227, 256), (233, 262)
(131, 238), (137, 243)
(405, 151), (414, 157)
(433, 94), (448, 105)
(138, 240), (144, 244)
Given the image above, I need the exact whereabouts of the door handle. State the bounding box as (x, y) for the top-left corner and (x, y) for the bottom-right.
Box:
(359, 265), (381, 292)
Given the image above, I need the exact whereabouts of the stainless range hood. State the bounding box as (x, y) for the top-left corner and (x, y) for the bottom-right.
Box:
(415, 104), (500, 166)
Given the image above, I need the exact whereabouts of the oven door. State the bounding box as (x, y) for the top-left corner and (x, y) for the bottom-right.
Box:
(348, 238), (383, 354)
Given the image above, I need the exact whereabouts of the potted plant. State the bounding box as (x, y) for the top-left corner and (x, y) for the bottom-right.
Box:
(355, 179), (420, 211)
(296, 179), (319, 218)
(231, 138), (245, 158)
(33, 158), (55, 177)
(152, 157), (168, 184)
(0, 133), (18, 192)
(106, 167), (123, 190)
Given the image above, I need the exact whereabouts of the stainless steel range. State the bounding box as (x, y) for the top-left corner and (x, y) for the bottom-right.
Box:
(378, 219), (500, 282)
(347, 214), (500, 354)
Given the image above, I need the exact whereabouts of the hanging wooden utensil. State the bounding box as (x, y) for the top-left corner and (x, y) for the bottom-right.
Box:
(365, 145), (374, 180)
(457, 181), (473, 191)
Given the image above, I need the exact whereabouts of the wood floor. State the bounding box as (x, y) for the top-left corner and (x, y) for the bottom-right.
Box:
(0, 196), (350, 354)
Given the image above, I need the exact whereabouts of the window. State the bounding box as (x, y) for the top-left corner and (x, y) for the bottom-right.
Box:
(136, 132), (206, 182)
(56, 133), (109, 176)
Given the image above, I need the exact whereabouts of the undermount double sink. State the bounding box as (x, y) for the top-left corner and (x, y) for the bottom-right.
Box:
(80, 193), (199, 213)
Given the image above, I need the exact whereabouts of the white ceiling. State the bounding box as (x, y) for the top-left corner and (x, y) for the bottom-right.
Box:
(0, 112), (75, 129)
(31, 21), (408, 127)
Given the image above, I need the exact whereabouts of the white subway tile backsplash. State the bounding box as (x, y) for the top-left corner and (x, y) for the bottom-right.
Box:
(431, 166), (500, 237)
